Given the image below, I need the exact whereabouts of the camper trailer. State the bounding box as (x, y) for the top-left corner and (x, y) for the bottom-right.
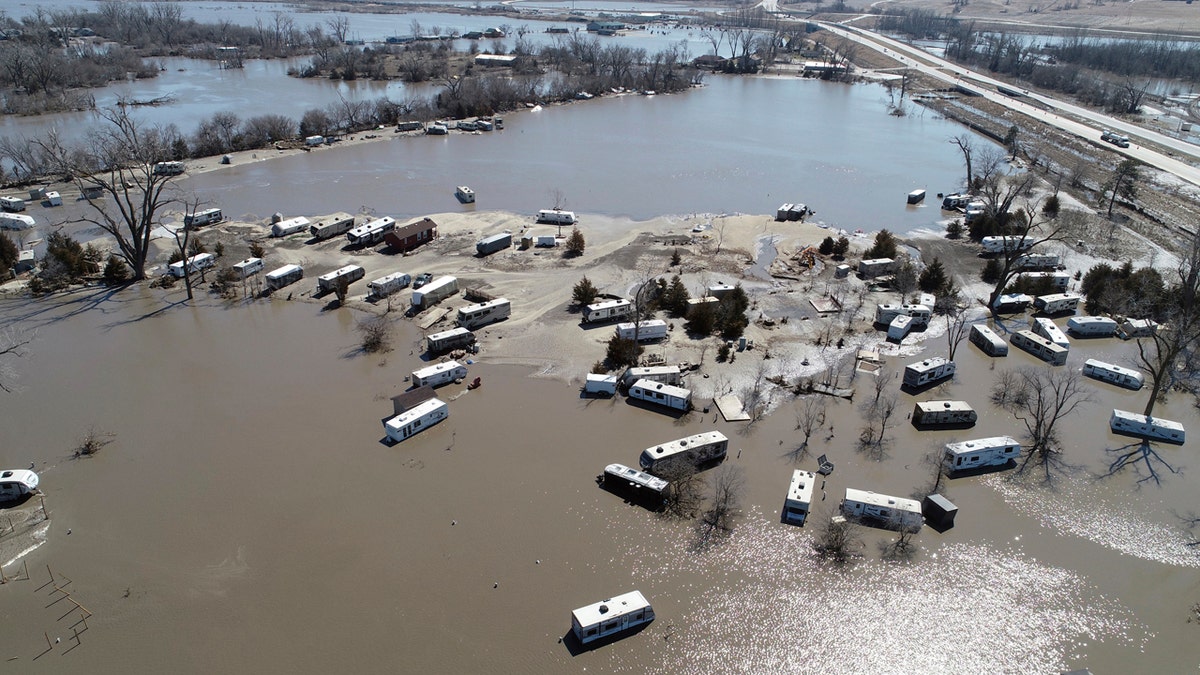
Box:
(427, 327), (476, 354)
(232, 257), (264, 279)
(943, 436), (1021, 474)
(875, 304), (930, 327)
(1031, 317), (1071, 349)
(621, 366), (682, 387)
(1015, 253), (1061, 270)
(457, 298), (511, 329)
(1011, 329), (1069, 365)
(615, 320), (668, 342)
(0, 213), (36, 230)
(411, 360), (468, 388)
(583, 299), (633, 324)
(969, 324), (1008, 356)
(1033, 293), (1080, 315)
(0, 469), (39, 501)
(602, 464), (669, 503)
(309, 215), (356, 240)
(184, 208), (223, 227)
(888, 315), (914, 341)
(841, 488), (924, 531)
(585, 373), (619, 396)
(476, 232), (512, 256)
(1019, 271), (1071, 291)
(570, 591), (655, 645)
(903, 357), (956, 388)
(1110, 409), (1185, 444)
(0, 196), (26, 212)
(1068, 316), (1119, 338)
(265, 264), (303, 290)
(368, 272), (412, 298)
(912, 400), (977, 428)
(346, 216), (396, 246)
(627, 379), (691, 412)
(858, 258), (894, 279)
(168, 253), (216, 278)
(411, 275), (459, 310)
(1120, 318), (1158, 339)
(875, 304), (906, 325)
(686, 296), (720, 315)
(317, 265), (365, 292)
(45, 191), (62, 206)
(980, 236), (1032, 254)
(783, 470), (816, 526)
(153, 161), (186, 176)
(383, 398), (449, 443)
(639, 431), (728, 473)
(992, 293), (1034, 313)
(1082, 359), (1144, 390)
(270, 216), (310, 237)
(941, 193), (973, 210)
(305, 135), (325, 147)
(537, 209), (577, 225)
(707, 282), (735, 298)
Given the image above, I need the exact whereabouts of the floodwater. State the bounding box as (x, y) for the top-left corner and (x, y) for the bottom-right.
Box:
(0, 285), (1197, 673)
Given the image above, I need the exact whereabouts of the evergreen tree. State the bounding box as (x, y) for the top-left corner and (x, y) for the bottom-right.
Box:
(670, 248), (682, 267)
(685, 301), (717, 335)
(818, 236), (835, 256)
(946, 219), (964, 239)
(663, 275), (691, 317)
(565, 227), (585, 256)
(103, 255), (129, 286)
(605, 336), (641, 369)
(918, 257), (949, 294)
(832, 237), (850, 258)
(864, 229), (898, 259)
(0, 232), (17, 277)
(981, 258), (1003, 284)
(571, 275), (598, 307)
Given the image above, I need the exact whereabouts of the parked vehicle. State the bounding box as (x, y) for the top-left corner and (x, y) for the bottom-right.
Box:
(309, 215), (356, 240)
(152, 161), (185, 176)
(912, 400), (977, 428)
(413, 272), (433, 289)
(0, 213), (36, 230)
(615, 320), (668, 342)
(1068, 316), (1119, 338)
(476, 232), (512, 256)
(1031, 317), (1070, 349)
(601, 464), (668, 505)
(584, 373), (618, 396)
(1101, 129), (1131, 148)
(0, 196), (27, 212)
(980, 236), (1032, 254)
(621, 366), (682, 387)
(1011, 329), (1068, 365)
(1033, 293), (1080, 315)
(0, 469), (39, 501)
(346, 216), (396, 246)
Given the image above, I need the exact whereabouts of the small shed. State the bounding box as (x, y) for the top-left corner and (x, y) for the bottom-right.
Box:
(922, 493), (958, 531)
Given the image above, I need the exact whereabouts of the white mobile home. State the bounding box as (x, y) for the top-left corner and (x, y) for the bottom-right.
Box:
(980, 235), (1032, 254)
(232, 257), (264, 279)
(992, 293), (1034, 312)
(912, 400), (977, 427)
(184, 208), (223, 227)
(903, 357), (956, 388)
(1034, 293), (1080, 315)
(584, 373), (618, 396)
(0, 213), (36, 230)
(346, 216), (396, 246)
(168, 252), (216, 278)
(583, 299), (633, 324)
(265, 264), (303, 290)
(888, 314), (914, 341)
(309, 215), (356, 240)
(427, 327), (476, 353)
(969, 324), (1008, 356)
(0, 196), (26, 211)
(1011, 329), (1068, 366)
(639, 431), (728, 473)
(0, 469), (39, 501)
(570, 591), (654, 645)
(1019, 271), (1071, 291)
(457, 298), (511, 329)
(841, 488), (924, 531)
(615, 320), (668, 342)
(858, 258), (894, 279)
(411, 275), (459, 309)
(783, 469), (816, 526)
(270, 216), (311, 238)
(411, 360), (468, 388)
(1031, 317), (1071, 349)
(537, 209), (577, 225)
(875, 304), (906, 325)
(383, 398), (449, 442)
(627, 379), (691, 412)
(943, 436), (1021, 473)
(1120, 318), (1158, 339)
(622, 366), (681, 387)
(367, 272), (411, 299)
(1110, 409), (1185, 444)
(317, 265), (365, 292)
(1083, 359), (1144, 390)
(1068, 316), (1119, 338)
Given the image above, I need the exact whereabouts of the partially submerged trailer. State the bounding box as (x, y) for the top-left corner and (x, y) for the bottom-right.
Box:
(457, 298), (511, 329)
(317, 265), (365, 292)
(537, 209), (577, 225)
(1031, 317), (1071, 349)
(992, 293), (1034, 312)
(583, 299), (633, 324)
(1120, 318), (1158, 339)
(627, 379), (691, 412)
(232, 257), (264, 279)
(584, 373), (618, 396)
(875, 304), (931, 327)
(168, 252), (216, 278)
(1083, 359), (1144, 390)
(621, 366), (681, 387)
(1033, 293), (1080, 315)
(411, 360), (468, 388)
(1068, 316), (1119, 338)
(570, 590), (654, 645)
(903, 357), (956, 388)
(639, 431), (728, 473)
(602, 464), (668, 505)
(1110, 409), (1185, 444)
(943, 436), (1020, 474)
(383, 398), (449, 443)
(184, 208), (223, 227)
(0, 196), (26, 211)
(969, 324), (1008, 356)
(411, 275), (459, 309)
(368, 272), (412, 298)
(271, 216), (310, 237)
(0, 469), (39, 501)
(783, 469), (816, 526)
(912, 400), (977, 428)
(427, 327), (476, 354)
(615, 320), (668, 342)
(841, 488), (924, 531)
(1011, 329), (1068, 366)
(0, 213), (36, 230)
(265, 264), (303, 290)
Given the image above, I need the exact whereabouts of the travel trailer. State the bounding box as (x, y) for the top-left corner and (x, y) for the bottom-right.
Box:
(888, 314), (914, 341)
(1019, 271), (1071, 291)
(368, 272), (412, 298)
(841, 488), (924, 531)
(615, 320), (668, 342)
(411, 275), (459, 310)
(45, 191), (62, 206)
(305, 135), (325, 146)
(1031, 317), (1071, 349)
(639, 431), (728, 473)
(168, 252), (216, 278)
(1014, 253), (1061, 270)
(602, 464), (669, 503)
(858, 258), (894, 279)
(1068, 316), (1119, 338)
(1011, 330), (1068, 366)
(152, 161), (186, 175)
(0, 469), (39, 501)
(0, 196), (26, 211)
(992, 293), (1034, 312)
(427, 327), (476, 354)
(903, 357), (956, 388)
(265, 264), (303, 290)
(570, 591), (654, 645)
(1034, 293), (1081, 315)
(707, 282), (735, 298)
(476, 232), (512, 256)
(943, 436), (1021, 474)
(346, 216), (396, 246)
(980, 235), (1032, 254)
(941, 193), (973, 210)
(317, 265), (365, 292)
(232, 257), (264, 279)
(457, 298), (511, 329)
(270, 216), (310, 237)
(627, 379), (691, 412)
(309, 215), (356, 240)
(455, 186), (475, 203)
(0, 213), (36, 230)
(584, 373), (618, 396)
(969, 324), (1008, 356)
(1109, 409), (1184, 444)
(621, 366), (682, 388)
(583, 299), (633, 324)
(537, 209), (577, 225)
(782, 469), (816, 526)
(184, 208), (223, 227)
(912, 400), (977, 428)
(1083, 359), (1144, 390)
(1120, 318), (1158, 339)
(907, 189), (926, 204)
(876, 304), (931, 326)
(383, 398), (448, 442)
(411, 361), (468, 388)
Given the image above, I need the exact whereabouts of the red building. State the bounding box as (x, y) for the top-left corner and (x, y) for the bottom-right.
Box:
(383, 217), (438, 253)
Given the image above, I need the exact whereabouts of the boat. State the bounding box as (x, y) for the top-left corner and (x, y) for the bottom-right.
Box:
(571, 590), (654, 644)
(455, 185), (475, 203)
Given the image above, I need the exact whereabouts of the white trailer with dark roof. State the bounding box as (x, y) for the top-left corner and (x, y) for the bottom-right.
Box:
(841, 488), (924, 531)
(944, 436), (1020, 474)
(1083, 360), (1144, 390)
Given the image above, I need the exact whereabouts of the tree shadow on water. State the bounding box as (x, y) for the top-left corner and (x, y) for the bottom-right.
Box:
(1100, 440), (1182, 488)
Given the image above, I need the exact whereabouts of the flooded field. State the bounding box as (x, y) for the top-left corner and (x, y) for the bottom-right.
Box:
(0, 284), (1197, 672)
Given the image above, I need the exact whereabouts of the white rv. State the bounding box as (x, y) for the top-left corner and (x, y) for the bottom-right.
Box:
(1109, 409), (1185, 444)
(152, 161), (185, 176)
(368, 272), (412, 298)
(411, 360), (468, 388)
(584, 373), (618, 396)
(384, 398), (449, 442)
(346, 216), (396, 246)
(639, 431), (728, 473)
(992, 293), (1034, 312)
(912, 400), (977, 427)
(1031, 317), (1071, 349)
(875, 304), (906, 325)
(707, 282), (735, 298)
(265, 264), (303, 290)
(841, 488), (924, 531)
(1083, 359), (1144, 390)
(427, 327), (476, 354)
(0, 196), (26, 211)
(615, 320), (668, 342)
(168, 252), (216, 278)
(627, 379), (691, 412)
(783, 469), (816, 526)
(411, 275), (459, 309)
(45, 191), (62, 206)
(184, 208), (223, 227)
(1068, 316), (1119, 338)
(969, 324), (1008, 356)
(686, 296), (720, 314)
(570, 591), (654, 645)
(943, 436), (1021, 473)
(309, 215), (356, 240)
(1011, 329), (1068, 365)
(875, 304), (930, 327)
(1034, 293), (1080, 315)
(583, 299), (633, 324)
(270, 216), (310, 238)
(903, 357), (956, 388)
(1014, 253), (1061, 270)
(1019, 271), (1071, 291)
(537, 209), (577, 225)
(305, 135), (325, 147)
(621, 366), (682, 387)
(317, 265), (365, 292)
(1120, 318), (1158, 339)
(232, 257), (264, 279)
(0, 469), (39, 501)
(980, 235), (1033, 254)
(0, 213), (36, 230)
(602, 464), (669, 501)
(457, 298), (511, 329)
(888, 314), (914, 341)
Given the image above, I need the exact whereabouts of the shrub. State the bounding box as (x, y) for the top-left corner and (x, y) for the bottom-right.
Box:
(605, 336), (641, 369)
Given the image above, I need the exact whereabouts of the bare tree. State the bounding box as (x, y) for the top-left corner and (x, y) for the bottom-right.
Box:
(358, 314), (394, 354)
(892, 255), (918, 302)
(858, 391), (899, 459)
(0, 327), (34, 393)
(990, 367), (1092, 482)
(985, 207), (1085, 317)
(791, 395), (827, 460)
(171, 196), (209, 300)
(945, 309), (973, 361)
(1136, 232), (1200, 417)
(812, 511), (862, 565)
(694, 464), (744, 550)
(951, 134), (975, 190)
(326, 16), (350, 43)
(658, 461), (704, 520)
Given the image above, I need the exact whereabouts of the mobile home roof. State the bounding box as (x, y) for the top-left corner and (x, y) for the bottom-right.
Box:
(413, 360), (464, 379)
(631, 379), (690, 399)
(915, 400), (974, 414)
(945, 436), (1020, 456)
(571, 591), (651, 628)
(843, 488), (921, 512)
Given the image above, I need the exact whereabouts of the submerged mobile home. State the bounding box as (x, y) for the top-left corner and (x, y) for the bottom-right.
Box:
(902, 357), (956, 388)
(1033, 293), (1080, 315)
(383, 398), (449, 442)
(1083, 359), (1144, 390)
(782, 469), (816, 526)
(841, 488), (924, 531)
(627, 379), (691, 412)
(1068, 316), (1119, 338)
(969, 324), (1008, 356)
(570, 591), (654, 645)
(602, 464), (669, 503)
(1011, 329), (1068, 365)
(1031, 317), (1071, 349)
(943, 436), (1021, 474)
(0, 469), (39, 501)
(639, 431), (728, 473)
(1110, 409), (1185, 444)
(912, 400), (977, 428)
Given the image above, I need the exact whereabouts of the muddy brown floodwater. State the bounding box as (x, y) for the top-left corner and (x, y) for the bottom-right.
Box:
(0, 285), (1197, 673)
